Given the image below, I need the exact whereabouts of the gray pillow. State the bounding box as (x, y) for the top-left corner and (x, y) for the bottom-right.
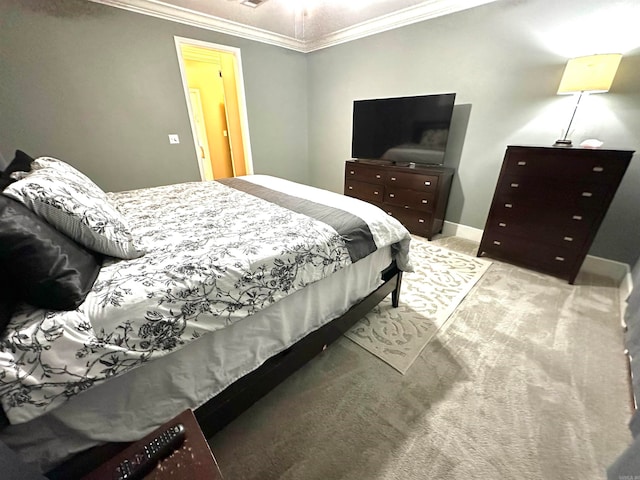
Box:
(0, 195), (101, 311)
(2, 157), (144, 259)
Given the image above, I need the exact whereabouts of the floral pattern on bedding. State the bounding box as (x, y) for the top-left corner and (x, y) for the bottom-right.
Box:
(0, 180), (356, 424)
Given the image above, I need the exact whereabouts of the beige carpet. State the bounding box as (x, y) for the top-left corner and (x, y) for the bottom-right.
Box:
(345, 236), (491, 373)
(209, 236), (632, 480)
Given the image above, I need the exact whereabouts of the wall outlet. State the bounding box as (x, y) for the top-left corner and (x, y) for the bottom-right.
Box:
(168, 134), (180, 144)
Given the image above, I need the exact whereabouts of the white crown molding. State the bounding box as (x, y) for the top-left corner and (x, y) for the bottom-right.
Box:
(305, 0), (499, 52)
(90, 0), (499, 53)
(89, 0), (307, 52)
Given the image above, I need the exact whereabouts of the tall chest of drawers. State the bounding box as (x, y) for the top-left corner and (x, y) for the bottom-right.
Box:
(344, 159), (454, 240)
(478, 145), (633, 284)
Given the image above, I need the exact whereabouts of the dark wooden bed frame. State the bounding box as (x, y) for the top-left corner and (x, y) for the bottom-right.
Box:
(45, 262), (403, 479)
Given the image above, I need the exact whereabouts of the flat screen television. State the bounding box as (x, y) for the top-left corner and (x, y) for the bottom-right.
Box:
(351, 93), (456, 166)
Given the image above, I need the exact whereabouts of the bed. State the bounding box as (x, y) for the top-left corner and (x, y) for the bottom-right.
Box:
(0, 154), (412, 476)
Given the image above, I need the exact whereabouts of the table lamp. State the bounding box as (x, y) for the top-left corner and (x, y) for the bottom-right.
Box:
(554, 53), (622, 146)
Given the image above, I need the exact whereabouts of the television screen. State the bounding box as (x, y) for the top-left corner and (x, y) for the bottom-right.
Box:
(351, 93), (456, 166)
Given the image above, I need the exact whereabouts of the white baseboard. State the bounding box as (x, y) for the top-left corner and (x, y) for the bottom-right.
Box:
(442, 220), (632, 328)
(442, 220), (630, 285)
(441, 221), (484, 242)
(581, 255), (630, 285)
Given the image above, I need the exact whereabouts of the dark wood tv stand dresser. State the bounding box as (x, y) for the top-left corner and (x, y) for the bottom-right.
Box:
(344, 159), (454, 240)
(478, 145), (633, 284)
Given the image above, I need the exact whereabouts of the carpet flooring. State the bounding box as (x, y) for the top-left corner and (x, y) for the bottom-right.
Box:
(209, 236), (632, 480)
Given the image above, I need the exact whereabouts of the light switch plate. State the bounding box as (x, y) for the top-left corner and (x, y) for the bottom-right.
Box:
(168, 134), (180, 144)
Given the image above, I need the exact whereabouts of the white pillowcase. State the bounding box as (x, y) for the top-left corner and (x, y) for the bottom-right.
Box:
(2, 157), (144, 259)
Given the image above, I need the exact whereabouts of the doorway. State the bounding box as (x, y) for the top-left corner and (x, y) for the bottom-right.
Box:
(175, 37), (253, 181)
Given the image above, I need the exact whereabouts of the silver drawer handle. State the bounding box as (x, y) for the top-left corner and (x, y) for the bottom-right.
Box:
(582, 192), (593, 197)
(505, 203), (513, 208)
(498, 222), (506, 227)
(493, 240), (501, 246)
(424, 181), (431, 186)
(374, 191), (379, 195)
(389, 193), (395, 197)
(517, 161), (527, 166)
(349, 170), (355, 174)
(555, 256), (565, 262)
(510, 183), (519, 188)
(572, 215), (583, 220)
(404, 205), (409, 209)
(418, 219), (425, 223)
(375, 174), (381, 179)
(391, 177), (396, 181)
(593, 166), (604, 172)
(387, 211), (392, 215)
(348, 186), (353, 190)
(421, 199), (428, 204)
(563, 236), (574, 242)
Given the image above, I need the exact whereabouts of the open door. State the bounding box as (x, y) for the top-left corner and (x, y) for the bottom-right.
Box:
(175, 37), (253, 181)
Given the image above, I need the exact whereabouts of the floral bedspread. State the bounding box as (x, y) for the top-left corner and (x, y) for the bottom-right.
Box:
(0, 177), (409, 424)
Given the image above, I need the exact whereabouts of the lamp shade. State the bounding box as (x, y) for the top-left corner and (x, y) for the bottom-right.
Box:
(557, 53), (622, 94)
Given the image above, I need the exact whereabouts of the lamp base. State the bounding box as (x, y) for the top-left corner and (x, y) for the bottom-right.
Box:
(553, 139), (573, 147)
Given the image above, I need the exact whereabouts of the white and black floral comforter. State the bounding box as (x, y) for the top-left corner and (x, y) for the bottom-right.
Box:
(0, 176), (411, 425)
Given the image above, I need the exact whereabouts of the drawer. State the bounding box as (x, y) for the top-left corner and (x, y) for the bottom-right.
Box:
(480, 231), (581, 277)
(344, 179), (385, 203)
(382, 204), (432, 236)
(487, 202), (594, 247)
(488, 200), (598, 225)
(495, 175), (611, 209)
(385, 188), (435, 212)
(504, 148), (630, 182)
(386, 171), (438, 192)
(345, 164), (385, 185)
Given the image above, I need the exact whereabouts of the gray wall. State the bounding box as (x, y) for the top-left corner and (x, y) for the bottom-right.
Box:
(0, 0), (638, 265)
(306, 0), (640, 266)
(0, 0), (309, 191)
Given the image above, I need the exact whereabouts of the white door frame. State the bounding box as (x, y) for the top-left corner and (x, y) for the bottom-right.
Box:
(174, 36), (254, 180)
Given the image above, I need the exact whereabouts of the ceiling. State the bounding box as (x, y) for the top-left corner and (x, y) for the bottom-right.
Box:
(90, 0), (500, 52)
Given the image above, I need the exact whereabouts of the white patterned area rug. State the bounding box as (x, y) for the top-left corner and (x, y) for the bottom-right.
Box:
(345, 236), (492, 374)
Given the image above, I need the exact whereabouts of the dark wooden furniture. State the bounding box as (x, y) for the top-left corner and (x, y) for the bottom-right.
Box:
(81, 409), (223, 480)
(46, 263), (403, 479)
(344, 159), (454, 240)
(478, 145), (633, 284)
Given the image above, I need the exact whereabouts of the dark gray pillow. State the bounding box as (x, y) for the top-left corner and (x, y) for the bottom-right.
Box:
(2, 150), (34, 179)
(0, 271), (17, 334)
(1, 150), (34, 192)
(0, 177), (13, 191)
(0, 196), (102, 311)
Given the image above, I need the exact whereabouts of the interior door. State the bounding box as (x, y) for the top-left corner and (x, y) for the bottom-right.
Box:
(188, 88), (214, 181)
(210, 69), (234, 179)
(176, 38), (253, 180)
(219, 70), (236, 178)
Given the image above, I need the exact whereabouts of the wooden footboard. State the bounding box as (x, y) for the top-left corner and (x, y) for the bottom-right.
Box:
(45, 262), (402, 479)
